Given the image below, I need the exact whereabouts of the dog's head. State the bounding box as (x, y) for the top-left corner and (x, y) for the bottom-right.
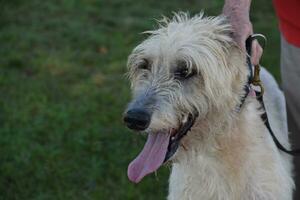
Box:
(123, 13), (248, 183)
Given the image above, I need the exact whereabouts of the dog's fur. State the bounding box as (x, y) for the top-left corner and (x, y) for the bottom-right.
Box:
(126, 13), (294, 200)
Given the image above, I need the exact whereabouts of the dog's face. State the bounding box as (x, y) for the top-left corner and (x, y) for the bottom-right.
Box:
(124, 13), (247, 183)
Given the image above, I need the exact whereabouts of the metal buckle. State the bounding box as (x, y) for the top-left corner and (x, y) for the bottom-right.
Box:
(251, 34), (266, 49)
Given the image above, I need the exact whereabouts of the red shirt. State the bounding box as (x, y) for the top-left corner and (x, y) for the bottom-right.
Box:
(273, 0), (300, 47)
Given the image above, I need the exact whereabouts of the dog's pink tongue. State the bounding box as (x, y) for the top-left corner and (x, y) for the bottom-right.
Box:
(127, 132), (170, 183)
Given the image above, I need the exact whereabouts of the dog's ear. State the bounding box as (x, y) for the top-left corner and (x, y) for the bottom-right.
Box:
(203, 15), (236, 50)
(218, 15), (235, 37)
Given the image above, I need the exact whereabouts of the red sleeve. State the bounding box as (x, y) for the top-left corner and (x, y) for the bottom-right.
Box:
(273, 0), (300, 47)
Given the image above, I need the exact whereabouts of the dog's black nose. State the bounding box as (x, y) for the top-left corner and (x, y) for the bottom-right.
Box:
(123, 109), (151, 131)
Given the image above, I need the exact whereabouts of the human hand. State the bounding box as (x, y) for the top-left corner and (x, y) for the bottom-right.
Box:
(223, 2), (263, 66)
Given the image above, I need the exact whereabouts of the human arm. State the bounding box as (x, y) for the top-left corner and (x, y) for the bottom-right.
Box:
(223, 0), (262, 65)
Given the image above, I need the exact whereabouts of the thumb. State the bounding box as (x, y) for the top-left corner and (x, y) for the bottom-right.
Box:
(250, 40), (263, 66)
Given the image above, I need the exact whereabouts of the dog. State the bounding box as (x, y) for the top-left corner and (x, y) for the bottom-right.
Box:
(123, 12), (294, 200)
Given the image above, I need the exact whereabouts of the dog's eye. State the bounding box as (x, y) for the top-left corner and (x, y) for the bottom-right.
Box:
(174, 65), (196, 80)
(138, 59), (150, 70)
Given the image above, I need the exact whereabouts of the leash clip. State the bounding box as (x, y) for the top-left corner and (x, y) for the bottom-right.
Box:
(251, 64), (264, 97)
(246, 34), (267, 97)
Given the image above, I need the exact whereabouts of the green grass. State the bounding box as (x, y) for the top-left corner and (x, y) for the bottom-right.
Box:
(0, 0), (280, 199)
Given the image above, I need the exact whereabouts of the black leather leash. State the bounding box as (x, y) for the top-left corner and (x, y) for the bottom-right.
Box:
(257, 93), (300, 155)
(245, 35), (300, 156)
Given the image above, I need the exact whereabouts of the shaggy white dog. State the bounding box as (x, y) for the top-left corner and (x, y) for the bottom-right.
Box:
(123, 13), (294, 200)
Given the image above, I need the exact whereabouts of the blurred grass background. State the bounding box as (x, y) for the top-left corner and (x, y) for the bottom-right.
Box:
(0, 0), (280, 199)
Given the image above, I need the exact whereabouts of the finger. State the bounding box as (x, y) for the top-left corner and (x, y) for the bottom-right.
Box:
(238, 37), (246, 52)
(237, 34), (249, 52)
(236, 24), (253, 52)
(250, 40), (263, 66)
